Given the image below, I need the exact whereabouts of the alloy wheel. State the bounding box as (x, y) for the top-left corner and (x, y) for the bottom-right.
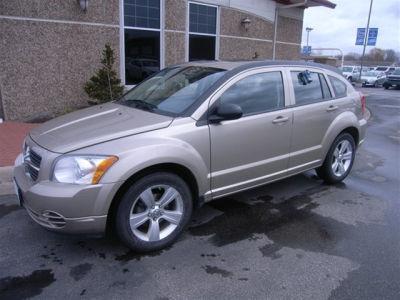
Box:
(331, 140), (353, 177)
(129, 185), (184, 242)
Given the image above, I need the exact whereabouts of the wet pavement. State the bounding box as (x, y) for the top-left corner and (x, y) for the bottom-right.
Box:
(0, 88), (399, 299)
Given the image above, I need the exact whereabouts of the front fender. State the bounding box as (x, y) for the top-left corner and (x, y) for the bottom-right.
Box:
(73, 134), (210, 195)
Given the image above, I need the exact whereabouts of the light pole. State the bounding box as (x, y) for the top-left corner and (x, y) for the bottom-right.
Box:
(306, 27), (313, 47)
(359, 0), (373, 81)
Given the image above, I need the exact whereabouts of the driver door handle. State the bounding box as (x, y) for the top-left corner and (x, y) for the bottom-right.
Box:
(326, 105), (338, 112)
(272, 116), (289, 124)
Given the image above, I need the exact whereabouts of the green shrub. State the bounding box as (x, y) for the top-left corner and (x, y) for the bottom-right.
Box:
(84, 44), (124, 104)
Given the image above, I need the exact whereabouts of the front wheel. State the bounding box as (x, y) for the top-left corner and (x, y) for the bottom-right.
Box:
(115, 172), (193, 252)
(316, 133), (356, 184)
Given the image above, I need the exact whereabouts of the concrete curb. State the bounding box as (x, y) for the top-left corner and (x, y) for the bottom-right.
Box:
(0, 166), (14, 196)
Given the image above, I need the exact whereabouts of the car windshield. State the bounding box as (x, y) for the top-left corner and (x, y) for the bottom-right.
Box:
(342, 67), (353, 72)
(119, 66), (226, 116)
(375, 67), (387, 71)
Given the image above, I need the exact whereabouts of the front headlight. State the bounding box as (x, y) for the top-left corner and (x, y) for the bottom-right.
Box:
(53, 155), (118, 184)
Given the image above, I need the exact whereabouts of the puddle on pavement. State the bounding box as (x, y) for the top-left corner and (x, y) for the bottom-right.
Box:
(69, 263), (93, 281)
(0, 269), (55, 299)
(114, 248), (168, 263)
(189, 185), (355, 258)
(202, 265), (233, 278)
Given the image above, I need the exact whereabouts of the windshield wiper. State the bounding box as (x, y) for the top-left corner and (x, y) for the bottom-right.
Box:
(123, 99), (157, 111)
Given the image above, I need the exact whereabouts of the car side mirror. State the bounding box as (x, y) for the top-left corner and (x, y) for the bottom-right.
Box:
(209, 103), (243, 123)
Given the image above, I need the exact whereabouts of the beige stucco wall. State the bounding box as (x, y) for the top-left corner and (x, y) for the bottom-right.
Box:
(165, 32), (186, 66)
(220, 37), (273, 60)
(0, 0), (119, 25)
(219, 8), (302, 61)
(0, 19), (119, 121)
(165, 0), (186, 31)
(275, 43), (301, 60)
(220, 7), (274, 40)
(0, 1), (119, 121)
(277, 15), (303, 44)
(164, 0), (186, 66)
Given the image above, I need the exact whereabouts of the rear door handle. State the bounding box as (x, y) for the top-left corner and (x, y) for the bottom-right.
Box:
(326, 105), (338, 112)
(272, 116), (289, 124)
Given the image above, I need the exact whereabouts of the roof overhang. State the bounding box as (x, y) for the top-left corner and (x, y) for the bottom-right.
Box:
(274, 0), (336, 9)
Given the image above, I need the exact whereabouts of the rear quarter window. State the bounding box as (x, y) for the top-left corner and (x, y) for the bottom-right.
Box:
(329, 76), (347, 98)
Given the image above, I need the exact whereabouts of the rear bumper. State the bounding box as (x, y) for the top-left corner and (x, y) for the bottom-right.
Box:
(13, 154), (118, 234)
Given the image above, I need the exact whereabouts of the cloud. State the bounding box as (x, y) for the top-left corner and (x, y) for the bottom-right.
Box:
(302, 0), (400, 54)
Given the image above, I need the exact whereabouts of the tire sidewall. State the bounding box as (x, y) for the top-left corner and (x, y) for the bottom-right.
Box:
(116, 172), (193, 252)
(324, 133), (356, 182)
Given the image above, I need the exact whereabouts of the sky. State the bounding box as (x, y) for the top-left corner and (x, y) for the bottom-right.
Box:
(301, 0), (400, 55)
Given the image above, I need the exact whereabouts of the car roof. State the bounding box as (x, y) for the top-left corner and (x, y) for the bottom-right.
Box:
(175, 60), (342, 75)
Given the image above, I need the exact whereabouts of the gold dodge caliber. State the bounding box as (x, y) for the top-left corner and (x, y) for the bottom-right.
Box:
(14, 61), (367, 252)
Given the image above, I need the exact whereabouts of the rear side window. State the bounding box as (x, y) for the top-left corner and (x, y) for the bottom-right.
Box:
(329, 76), (347, 98)
(291, 71), (329, 105)
(219, 71), (284, 116)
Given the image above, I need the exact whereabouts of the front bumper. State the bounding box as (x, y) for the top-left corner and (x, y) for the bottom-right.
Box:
(13, 153), (119, 234)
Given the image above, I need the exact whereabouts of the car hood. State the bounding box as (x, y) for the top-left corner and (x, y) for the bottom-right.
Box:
(30, 102), (173, 153)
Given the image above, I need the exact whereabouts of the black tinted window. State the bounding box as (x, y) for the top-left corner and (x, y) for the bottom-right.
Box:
(291, 71), (326, 105)
(125, 29), (160, 85)
(189, 35), (216, 61)
(219, 72), (285, 115)
(329, 76), (347, 98)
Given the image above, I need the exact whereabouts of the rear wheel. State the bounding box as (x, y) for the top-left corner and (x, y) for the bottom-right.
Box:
(115, 172), (193, 252)
(316, 133), (356, 184)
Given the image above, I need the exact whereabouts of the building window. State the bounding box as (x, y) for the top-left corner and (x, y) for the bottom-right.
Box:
(123, 0), (161, 85)
(188, 2), (218, 61)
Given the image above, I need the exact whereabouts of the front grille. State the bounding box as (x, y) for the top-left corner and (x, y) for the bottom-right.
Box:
(24, 148), (42, 181)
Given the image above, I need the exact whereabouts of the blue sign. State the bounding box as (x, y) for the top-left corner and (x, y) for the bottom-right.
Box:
(367, 28), (378, 46)
(356, 28), (366, 45)
(302, 46), (312, 55)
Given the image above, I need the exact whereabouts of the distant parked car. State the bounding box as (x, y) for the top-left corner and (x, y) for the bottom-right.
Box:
(383, 69), (400, 89)
(374, 66), (396, 75)
(361, 71), (386, 87)
(341, 66), (360, 82)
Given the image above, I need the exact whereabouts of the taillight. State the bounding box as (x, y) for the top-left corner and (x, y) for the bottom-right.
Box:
(360, 93), (366, 115)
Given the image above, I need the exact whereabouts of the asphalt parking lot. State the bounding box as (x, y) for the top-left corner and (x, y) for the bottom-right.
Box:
(0, 87), (399, 300)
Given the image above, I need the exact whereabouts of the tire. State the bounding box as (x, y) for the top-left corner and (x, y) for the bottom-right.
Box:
(316, 133), (356, 184)
(383, 84), (389, 89)
(115, 172), (193, 252)
(374, 81), (379, 88)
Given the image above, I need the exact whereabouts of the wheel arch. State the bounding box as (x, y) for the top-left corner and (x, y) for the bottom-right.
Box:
(321, 111), (361, 161)
(105, 162), (201, 234)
